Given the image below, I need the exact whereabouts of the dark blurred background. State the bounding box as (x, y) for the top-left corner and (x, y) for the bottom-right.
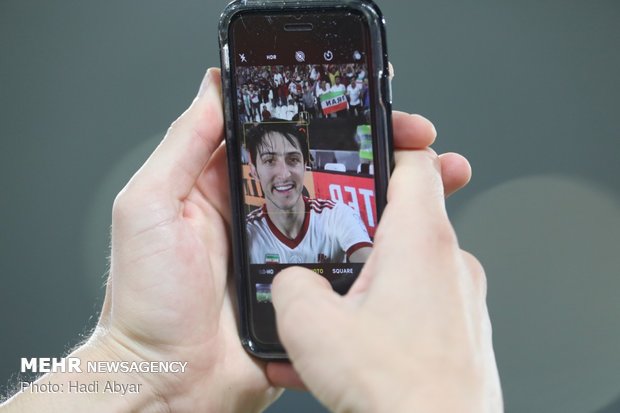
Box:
(1, 1), (619, 412)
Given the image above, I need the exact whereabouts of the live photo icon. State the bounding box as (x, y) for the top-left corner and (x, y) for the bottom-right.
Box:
(21, 357), (82, 373)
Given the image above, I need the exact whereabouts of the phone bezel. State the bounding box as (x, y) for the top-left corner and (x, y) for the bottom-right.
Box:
(219, 0), (393, 359)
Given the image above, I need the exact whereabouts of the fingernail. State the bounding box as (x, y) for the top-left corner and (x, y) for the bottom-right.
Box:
(197, 68), (213, 98)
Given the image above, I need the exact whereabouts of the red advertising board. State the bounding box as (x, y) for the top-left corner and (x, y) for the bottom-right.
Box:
(312, 172), (376, 237)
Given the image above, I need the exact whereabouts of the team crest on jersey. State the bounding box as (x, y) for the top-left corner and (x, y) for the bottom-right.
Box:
(289, 255), (303, 264)
(265, 253), (280, 264)
(317, 253), (329, 263)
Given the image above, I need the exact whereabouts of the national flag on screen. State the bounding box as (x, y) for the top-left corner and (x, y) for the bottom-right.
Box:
(320, 91), (349, 115)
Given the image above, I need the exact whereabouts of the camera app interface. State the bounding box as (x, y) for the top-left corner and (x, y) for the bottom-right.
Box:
(231, 12), (375, 343)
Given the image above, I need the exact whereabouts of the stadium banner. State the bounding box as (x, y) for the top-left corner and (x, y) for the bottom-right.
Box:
(319, 90), (349, 115)
(312, 172), (377, 237)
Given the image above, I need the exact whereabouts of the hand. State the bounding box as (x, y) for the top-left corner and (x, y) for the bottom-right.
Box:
(97, 67), (474, 412)
(269, 140), (502, 410)
(94, 68), (280, 412)
(266, 112), (474, 388)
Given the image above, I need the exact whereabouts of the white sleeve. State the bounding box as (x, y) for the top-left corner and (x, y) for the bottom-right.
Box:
(246, 222), (261, 264)
(332, 202), (372, 258)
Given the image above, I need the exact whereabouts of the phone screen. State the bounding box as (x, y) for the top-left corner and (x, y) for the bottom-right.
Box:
(229, 11), (379, 345)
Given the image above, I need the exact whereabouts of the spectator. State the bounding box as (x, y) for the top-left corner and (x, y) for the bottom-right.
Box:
(301, 84), (317, 119)
(261, 104), (272, 121)
(285, 98), (298, 121)
(347, 76), (363, 117)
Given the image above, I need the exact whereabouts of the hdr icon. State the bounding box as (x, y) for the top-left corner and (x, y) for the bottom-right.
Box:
(21, 357), (82, 373)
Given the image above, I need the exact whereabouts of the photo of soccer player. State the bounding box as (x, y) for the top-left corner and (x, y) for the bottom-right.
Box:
(236, 63), (377, 267)
(244, 120), (373, 264)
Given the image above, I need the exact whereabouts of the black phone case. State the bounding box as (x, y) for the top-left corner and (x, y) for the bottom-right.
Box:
(218, 0), (393, 359)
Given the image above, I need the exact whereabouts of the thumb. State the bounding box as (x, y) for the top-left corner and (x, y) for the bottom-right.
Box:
(125, 68), (223, 202)
(271, 267), (347, 377)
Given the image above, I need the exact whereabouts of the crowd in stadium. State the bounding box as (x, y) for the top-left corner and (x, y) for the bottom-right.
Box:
(236, 64), (370, 122)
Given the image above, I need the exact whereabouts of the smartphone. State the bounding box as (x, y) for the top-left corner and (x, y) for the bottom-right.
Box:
(219, 0), (393, 359)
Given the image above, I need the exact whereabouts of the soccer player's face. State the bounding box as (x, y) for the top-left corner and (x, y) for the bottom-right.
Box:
(255, 132), (305, 211)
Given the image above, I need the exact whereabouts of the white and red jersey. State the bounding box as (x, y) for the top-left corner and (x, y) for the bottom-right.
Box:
(246, 197), (372, 264)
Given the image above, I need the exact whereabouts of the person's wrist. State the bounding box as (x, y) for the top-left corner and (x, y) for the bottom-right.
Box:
(2, 329), (169, 413)
(328, 348), (494, 413)
(83, 328), (172, 412)
(95, 326), (278, 413)
(364, 366), (496, 413)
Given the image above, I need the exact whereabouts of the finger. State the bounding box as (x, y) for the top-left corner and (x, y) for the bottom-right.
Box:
(386, 148), (447, 218)
(266, 362), (307, 390)
(195, 142), (232, 226)
(392, 111), (437, 149)
(461, 250), (487, 299)
(369, 149), (457, 288)
(271, 267), (347, 388)
(347, 151), (470, 298)
(126, 68), (223, 201)
(439, 152), (472, 197)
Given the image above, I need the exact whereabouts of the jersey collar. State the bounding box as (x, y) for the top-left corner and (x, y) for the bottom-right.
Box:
(263, 198), (311, 249)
